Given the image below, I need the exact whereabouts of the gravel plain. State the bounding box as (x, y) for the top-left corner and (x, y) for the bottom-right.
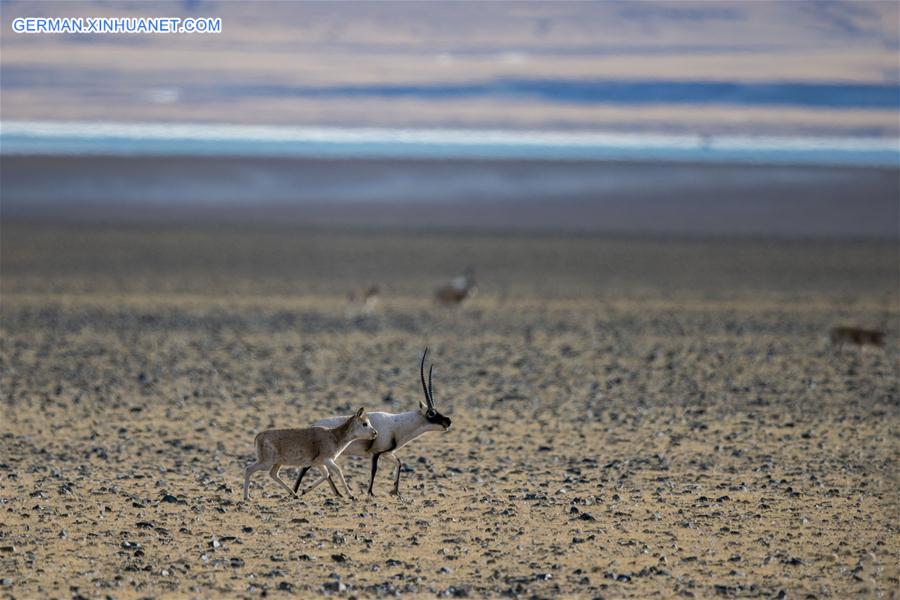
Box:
(1, 223), (897, 598)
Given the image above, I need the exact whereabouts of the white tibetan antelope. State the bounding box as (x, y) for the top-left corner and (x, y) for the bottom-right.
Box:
(435, 267), (476, 305)
(243, 407), (378, 502)
(293, 348), (452, 497)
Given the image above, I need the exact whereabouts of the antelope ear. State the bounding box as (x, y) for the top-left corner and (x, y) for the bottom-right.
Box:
(419, 399), (428, 411)
(356, 406), (366, 418)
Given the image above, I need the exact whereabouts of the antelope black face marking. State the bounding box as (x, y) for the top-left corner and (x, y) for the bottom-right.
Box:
(426, 408), (452, 429)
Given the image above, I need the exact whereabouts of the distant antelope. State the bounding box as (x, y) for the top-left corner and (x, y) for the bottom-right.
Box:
(293, 348), (452, 497)
(243, 407), (378, 501)
(348, 284), (381, 314)
(829, 326), (885, 350)
(435, 267), (476, 305)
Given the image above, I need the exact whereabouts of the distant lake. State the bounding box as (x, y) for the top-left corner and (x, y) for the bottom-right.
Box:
(2, 121), (898, 167)
(4, 69), (897, 109)
(217, 78), (900, 110)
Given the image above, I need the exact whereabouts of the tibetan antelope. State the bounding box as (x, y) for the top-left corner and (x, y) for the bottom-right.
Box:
(348, 284), (381, 314)
(243, 407), (378, 502)
(293, 348), (452, 497)
(435, 267), (476, 305)
(829, 326), (885, 350)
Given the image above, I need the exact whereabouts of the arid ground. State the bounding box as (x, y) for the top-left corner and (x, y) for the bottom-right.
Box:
(0, 223), (897, 598)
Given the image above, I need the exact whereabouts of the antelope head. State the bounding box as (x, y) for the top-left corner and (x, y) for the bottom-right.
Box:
(419, 348), (452, 431)
(349, 407), (378, 440)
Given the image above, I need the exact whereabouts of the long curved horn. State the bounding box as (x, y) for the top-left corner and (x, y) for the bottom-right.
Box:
(427, 364), (435, 408)
(420, 347), (430, 408)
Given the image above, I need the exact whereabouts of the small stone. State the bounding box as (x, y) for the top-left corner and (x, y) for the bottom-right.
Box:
(230, 557), (245, 568)
(323, 581), (347, 592)
(331, 553), (349, 563)
(278, 581), (293, 591)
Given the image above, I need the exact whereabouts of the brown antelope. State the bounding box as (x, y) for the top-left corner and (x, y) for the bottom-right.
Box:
(435, 267), (476, 305)
(243, 407), (377, 502)
(829, 326), (886, 350)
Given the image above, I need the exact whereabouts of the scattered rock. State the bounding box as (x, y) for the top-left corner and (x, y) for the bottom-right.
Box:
(323, 581), (347, 592)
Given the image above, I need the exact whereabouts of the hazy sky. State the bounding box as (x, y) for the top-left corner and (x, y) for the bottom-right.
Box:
(1, 1), (898, 134)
